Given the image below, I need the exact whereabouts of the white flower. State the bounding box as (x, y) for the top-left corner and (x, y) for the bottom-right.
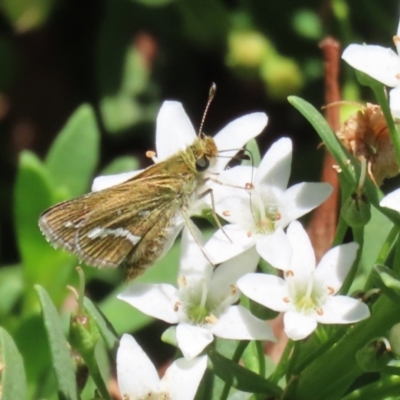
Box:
(118, 228), (276, 360)
(237, 221), (370, 341)
(342, 18), (400, 118)
(117, 334), (207, 400)
(204, 138), (333, 266)
(380, 188), (400, 212)
(90, 101), (267, 271)
(92, 101), (268, 191)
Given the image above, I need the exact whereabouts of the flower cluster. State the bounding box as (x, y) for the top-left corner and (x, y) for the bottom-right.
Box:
(103, 100), (372, 397)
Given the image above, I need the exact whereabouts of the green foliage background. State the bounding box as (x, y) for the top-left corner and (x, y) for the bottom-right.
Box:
(1, 0), (400, 399)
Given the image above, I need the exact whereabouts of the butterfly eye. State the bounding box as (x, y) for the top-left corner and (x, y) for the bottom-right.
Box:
(195, 156), (210, 172)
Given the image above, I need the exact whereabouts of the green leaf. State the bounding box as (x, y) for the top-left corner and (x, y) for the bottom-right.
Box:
(248, 298), (278, 320)
(288, 96), (356, 185)
(35, 285), (78, 400)
(99, 240), (180, 334)
(13, 315), (52, 394)
(361, 205), (394, 282)
(0, 327), (27, 400)
(14, 151), (73, 311)
(99, 47), (157, 133)
(0, 0), (56, 32)
(243, 138), (261, 167)
(83, 297), (119, 352)
(14, 151), (53, 270)
(46, 104), (100, 197)
(374, 265), (400, 302)
(100, 156), (139, 176)
(292, 9), (322, 40)
(176, 0), (228, 49)
(208, 348), (282, 396)
(161, 326), (178, 348)
(0, 265), (23, 317)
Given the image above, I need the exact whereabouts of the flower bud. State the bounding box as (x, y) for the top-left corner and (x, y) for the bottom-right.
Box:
(69, 313), (100, 357)
(341, 193), (371, 227)
(356, 338), (392, 372)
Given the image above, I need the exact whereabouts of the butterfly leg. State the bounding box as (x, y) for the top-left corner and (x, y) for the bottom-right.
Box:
(180, 208), (216, 267)
(198, 188), (232, 244)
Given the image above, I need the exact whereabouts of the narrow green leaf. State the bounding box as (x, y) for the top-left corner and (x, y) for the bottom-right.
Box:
(288, 96), (356, 185)
(0, 327), (27, 400)
(361, 207), (393, 274)
(46, 104), (100, 197)
(374, 265), (400, 302)
(83, 297), (119, 351)
(340, 374), (400, 400)
(35, 285), (78, 400)
(208, 348), (282, 396)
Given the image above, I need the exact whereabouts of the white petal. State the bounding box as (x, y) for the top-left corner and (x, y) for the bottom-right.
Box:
(316, 242), (359, 293)
(210, 165), (255, 203)
(256, 228), (292, 271)
(286, 221), (316, 274)
(118, 283), (179, 323)
(283, 311), (317, 340)
(179, 226), (209, 276)
(255, 138), (292, 192)
(213, 191), (254, 229)
(156, 101), (197, 161)
(117, 334), (160, 398)
(316, 296), (370, 324)
(204, 225), (256, 264)
(237, 273), (290, 312)
(207, 166), (255, 224)
(208, 247), (260, 302)
(390, 87), (400, 119)
(213, 112), (268, 172)
(211, 305), (276, 341)
(91, 170), (142, 191)
(342, 44), (400, 87)
(160, 356), (208, 400)
(380, 188), (400, 212)
(278, 182), (333, 228)
(176, 323), (214, 360)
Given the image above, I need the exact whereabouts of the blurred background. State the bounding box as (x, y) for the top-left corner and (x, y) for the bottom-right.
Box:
(1, 0), (400, 397)
(1, 0), (399, 266)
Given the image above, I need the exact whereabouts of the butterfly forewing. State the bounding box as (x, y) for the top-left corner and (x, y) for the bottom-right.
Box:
(39, 135), (218, 279)
(39, 171), (193, 274)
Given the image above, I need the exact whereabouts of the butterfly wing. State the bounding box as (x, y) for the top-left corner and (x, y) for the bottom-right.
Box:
(39, 173), (192, 277)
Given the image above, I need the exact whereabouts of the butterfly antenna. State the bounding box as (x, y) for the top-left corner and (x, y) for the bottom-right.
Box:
(198, 82), (217, 137)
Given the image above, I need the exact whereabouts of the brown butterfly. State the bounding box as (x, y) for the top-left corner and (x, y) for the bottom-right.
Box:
(39, 85), (268, 279)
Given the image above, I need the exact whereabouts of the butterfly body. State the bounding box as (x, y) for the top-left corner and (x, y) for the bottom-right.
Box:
(39, 135), (218, 279)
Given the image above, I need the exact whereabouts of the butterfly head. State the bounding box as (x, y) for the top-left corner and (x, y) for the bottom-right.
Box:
(193, 134), (218, 172)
